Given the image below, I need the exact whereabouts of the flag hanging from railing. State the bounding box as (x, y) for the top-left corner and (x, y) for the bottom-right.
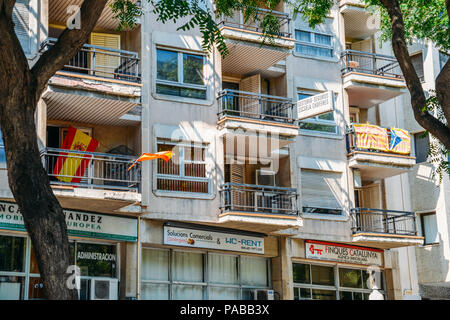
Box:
(353, 124), (389, 152)
(389, 127), (411, 154)
(52, 126), (99, 183)
(128, 151), (173, 171)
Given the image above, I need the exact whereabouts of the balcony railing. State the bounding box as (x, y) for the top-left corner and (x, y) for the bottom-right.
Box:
(219, 182), (299, 216)
(218, 7), (292, 38)
(341, 50), (403, 79)
(41, 38), (141, 83)
(346, 124), (411, 155)
(41, 148), (141, 192)
(217, 89), (296, 124)
(351, 208), (417, 236)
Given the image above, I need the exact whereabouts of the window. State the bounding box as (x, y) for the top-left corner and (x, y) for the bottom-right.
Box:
(141, 248), (270, 300)
(410, 52), (424, 82)
(13, 0), (30, 54)
(414, 132), (430, 163)
(156, 140), (209, 194)
(295, 30), (333, 58)
(0, 128), (5, 165)
(421, 212), (439, 245)
(297, 91), (337, 134)
(301, 169), (343, 215)
(439, 51), (449, 71)
(293, 262), (385, 300)
(156, 48), (206, 99)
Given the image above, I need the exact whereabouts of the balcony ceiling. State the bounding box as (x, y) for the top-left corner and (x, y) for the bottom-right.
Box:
(43, 90), (140, 126)
(347, 85), (405, 109)
(341, 6), (376, 40)
(221, 39), (292, 75)
(49, 0), (139, 31)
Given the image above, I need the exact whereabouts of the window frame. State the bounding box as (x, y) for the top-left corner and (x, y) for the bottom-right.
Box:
(297, 90), (338, 135)
(155, 139), (211, 196)
(292, 261), (386, 300)
(294, 29), (334, 59)
(140, 247), (271, 300)
(420, 212), (440, 246)
(155, 47), (207, 100)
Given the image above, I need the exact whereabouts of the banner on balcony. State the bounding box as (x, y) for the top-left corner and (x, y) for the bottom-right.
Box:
(53, 126), (99, 183)
(164, 226), (264, 254)
(297, 91), (334, 120)
(353, 124), (389, 152)
(389, 127), (411, 154)
(305, 240), (383, 266)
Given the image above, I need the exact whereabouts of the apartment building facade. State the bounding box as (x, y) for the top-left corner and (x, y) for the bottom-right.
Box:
(2, 0), (447, 300)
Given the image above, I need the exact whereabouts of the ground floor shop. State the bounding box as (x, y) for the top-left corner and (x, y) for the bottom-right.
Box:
(0, 201), (138, 300)
(139, 221), (277, 300)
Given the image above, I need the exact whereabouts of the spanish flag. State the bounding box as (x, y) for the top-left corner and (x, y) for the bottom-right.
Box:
(128, 151), (173, 171)
(53, 126), (99, 183)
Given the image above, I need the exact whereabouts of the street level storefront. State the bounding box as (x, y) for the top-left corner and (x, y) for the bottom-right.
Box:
(291, 240), (386, 300)
(0, 201), (137, 300)
(140, 221), (276, 300)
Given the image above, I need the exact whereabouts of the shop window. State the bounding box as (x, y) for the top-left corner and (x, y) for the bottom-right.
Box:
(295, 30), (333, 58)
(0, 276), (25, 300)
(297, 91), (337, 134)
(421, 212), (439, 245)
(0, 235), (26, 272)
(75, 243), (117, 278)
(141, 248), (270, 300)
(156, 140), (210, 194)
(156, 48), (206, 100)
(293, 262), (385, 300)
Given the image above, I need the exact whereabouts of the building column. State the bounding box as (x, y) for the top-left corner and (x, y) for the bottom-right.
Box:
(272, 236), (293, 300)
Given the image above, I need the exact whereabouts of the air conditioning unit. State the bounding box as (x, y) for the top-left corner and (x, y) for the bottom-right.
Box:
(256, 169), (276, 186)
(90, 279), (119, 300)
(251, 289), (275, 300)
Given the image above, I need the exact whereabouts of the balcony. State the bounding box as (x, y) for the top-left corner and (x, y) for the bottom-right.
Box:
(218, 183), (301, 233)
(41, 38), (142, 126)
(341, 50), (406, 108)
(218, 8), (295, 75)
(351, 208), (424, 248)
(41, 148), (141, 214)
(346, 124), (416, 179)
(217, 90), (299, 149)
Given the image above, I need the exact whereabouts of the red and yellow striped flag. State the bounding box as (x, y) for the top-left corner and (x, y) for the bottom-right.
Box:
(128, 151), (173, 171)
(53, 126), (99, 183)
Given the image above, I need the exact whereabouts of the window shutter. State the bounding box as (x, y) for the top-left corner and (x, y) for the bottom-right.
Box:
(90, 33), (121, 77)
(239, 74), (261, 116)
(13, 0), (30, 54)
(301, 169), (342, 209)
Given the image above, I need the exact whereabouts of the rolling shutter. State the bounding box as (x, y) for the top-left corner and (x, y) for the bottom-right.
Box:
(90, 33), (121, 77)
(13, 0), (30, 54)
(230, 164), (246, 211)
(239, 74), (261, 117)
(301, 169), (342, 209)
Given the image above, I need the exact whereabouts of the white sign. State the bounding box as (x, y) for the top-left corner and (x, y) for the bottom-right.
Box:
(0, 201), (137, 242)
(164, 226), (264, 254)
(305, 240), (383, 266)
(297, 91), (334, 120)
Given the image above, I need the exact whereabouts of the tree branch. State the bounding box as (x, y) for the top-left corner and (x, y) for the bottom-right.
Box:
(380, 0), (450, 149)
(31, 0), (108, 98)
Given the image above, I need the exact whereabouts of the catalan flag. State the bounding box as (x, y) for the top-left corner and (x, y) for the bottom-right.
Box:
(53, 126), (99, 183)
(128, 151), (174, 171)
(353, 124), (389, 152)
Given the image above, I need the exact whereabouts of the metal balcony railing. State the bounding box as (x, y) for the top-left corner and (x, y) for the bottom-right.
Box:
(341, 50), (403, 79)
(217, 89), (296, 124)
(351, 208), (417, 236)
(41, 148), (141, 192)
(219, 182), (299, 216)
(346, 124), (412, 156)
(41, 38), (141, 83)
(218, 7), (292, 38)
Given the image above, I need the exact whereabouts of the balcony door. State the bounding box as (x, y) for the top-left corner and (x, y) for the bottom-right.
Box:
(347, 39), (373, 73)
(358, 183), (383, 232)
(239, 74), (261, 118)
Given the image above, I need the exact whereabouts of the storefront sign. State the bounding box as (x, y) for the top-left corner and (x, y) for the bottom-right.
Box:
(0, 201), (137, 242)
(164, 226), (264, 254)
(305, 240), (383, 266)
(297, 91), (334, 120)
